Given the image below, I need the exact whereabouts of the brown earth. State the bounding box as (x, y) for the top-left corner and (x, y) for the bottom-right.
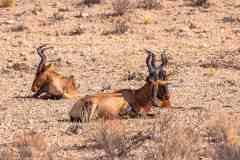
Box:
(0, 0), (240, 159)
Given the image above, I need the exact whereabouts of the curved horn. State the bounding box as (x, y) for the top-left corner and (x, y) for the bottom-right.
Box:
(36, 44), (53, 74)
(145, 49), (156, 73)
(160, 50), (168, 69)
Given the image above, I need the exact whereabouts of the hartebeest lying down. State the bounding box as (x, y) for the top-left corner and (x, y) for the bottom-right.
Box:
(31, 44), (79, 99)
(69, 49), (171, 122)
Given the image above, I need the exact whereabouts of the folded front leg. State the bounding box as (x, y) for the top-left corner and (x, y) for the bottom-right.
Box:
(32, 84), (49, 98)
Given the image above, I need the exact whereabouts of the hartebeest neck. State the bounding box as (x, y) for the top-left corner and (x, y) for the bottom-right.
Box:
(133, 81), (154, 112)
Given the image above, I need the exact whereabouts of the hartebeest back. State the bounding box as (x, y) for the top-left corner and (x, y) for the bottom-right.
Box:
(31, 44), (79, 99)
(69, 49), (171, 122)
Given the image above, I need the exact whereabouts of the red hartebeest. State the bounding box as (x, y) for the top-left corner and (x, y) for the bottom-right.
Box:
(69, 49), (171, 122)
(31, 44), (79, 99)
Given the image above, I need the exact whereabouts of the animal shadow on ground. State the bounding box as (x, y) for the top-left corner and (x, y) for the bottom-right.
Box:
(13, 95), (63, 100)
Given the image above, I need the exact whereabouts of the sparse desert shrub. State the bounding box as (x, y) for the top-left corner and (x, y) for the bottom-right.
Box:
(0, 131), (71, 160)
(200, 49), (240, 70)
(81, 0), (102, 6)
(94, 120), (127, 159)
(114, 19), (129, 34)
(191, 0), (208, 7)
(68, 26), (85, 36)
(112, 0), (130, 16)
(102, 19), (129, 35)
(0, 0), (16, 8)
(91, 113), (201, 160)
(207, 115), (240, 160)
(137, 0), (161, 9)
(143, 113), (200, 160)
(0, 131), (51, 160)
(93, 120), (153, 159)
(10, 23), (28, 32)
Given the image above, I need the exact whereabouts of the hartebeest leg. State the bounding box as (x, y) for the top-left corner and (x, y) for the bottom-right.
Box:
(89, 103), (98, 121)
(119, 104), (136, 117)
(32, 84), (49, 98)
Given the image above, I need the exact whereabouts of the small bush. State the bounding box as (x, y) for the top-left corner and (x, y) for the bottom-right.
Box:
(207, 115), (240, 160)
(95, 120), (127, 159)
(68, 26), (85, 36)
(82, 0), (102, 6)
(93, 120), (154, 159)
(114, 19), (128, 34)
(102, 19), (129, 35)
(91, 113), (201, 160)
(0, 0), (15, 8)
(0, 131), (50, 160)
(143, 113), (200, 160)
(137, 0), (161, 9)
(0, 131), (70, 160)
(112, 0), (130, 16)
(191, 0), (208, 7)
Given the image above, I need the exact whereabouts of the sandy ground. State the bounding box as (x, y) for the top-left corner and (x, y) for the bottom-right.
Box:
(0, 0), (240, 159)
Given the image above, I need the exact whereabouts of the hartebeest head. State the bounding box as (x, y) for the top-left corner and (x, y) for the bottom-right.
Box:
(31, 44), (53, 92)
(145, 49), (170, 107)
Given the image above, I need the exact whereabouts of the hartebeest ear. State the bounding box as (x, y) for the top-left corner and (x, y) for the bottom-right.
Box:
(145, 49), (156, 73)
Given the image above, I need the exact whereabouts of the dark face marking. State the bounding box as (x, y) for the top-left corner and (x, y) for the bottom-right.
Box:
(157, 69), (170, 101)
(145, 49), (170, 102)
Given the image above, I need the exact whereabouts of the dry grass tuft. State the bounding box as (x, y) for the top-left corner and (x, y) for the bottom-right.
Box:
(102, 18), (129, 35)
(206, 114), (240, 160)
(114, 19), (129, 34)
(67, 26), (85, 36)
(0, 131), (71, 160)
(143, 113), (200, 160)
(200, 49), (240, 70)
(137, 0), (161, 9)
(81, 0), (102, 6)
(0, 0), (16, 8)
(191, 0), (208, 7)
(0, 131), (51, 160)
(90, 113), (202, 160)
(93, 120), (153, 159)
(94, 120), (129, 159)
(112, 0), (130, 16)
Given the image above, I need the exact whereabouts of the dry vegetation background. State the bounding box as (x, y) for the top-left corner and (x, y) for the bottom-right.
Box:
(0, 0), (240, 159)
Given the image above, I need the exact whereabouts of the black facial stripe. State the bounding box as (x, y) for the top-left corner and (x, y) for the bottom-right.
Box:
(157, 86), (169, 100)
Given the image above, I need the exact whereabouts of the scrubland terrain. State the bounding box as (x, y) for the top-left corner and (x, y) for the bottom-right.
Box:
(0, 0), (240, 159)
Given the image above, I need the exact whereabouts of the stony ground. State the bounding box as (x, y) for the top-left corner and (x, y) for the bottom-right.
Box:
(0, 0), (240, 159)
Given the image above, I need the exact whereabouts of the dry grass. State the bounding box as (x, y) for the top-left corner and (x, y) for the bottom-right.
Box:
(191, 0), (208, 7)
(114, 19), (129, 34)
(112, 0), (130, 16)
(0, 131), (50, 160)
(142, 113), (200, 160)
(0, 0), (15, 8)
(93, 120), (129, 159)
(0, 131), (71, 160)
(206, 114), (240, 160)
(137, 0), (161, 9)
(81, 0), (102, 6)
(200, 49), (240, 70)
(88, 113), (202, 160)
(102, 19), (129, 35)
